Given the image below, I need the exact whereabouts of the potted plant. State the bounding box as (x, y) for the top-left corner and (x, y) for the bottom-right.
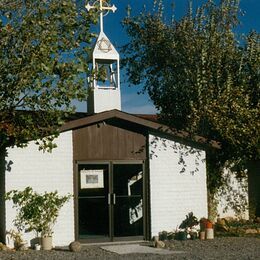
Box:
(176, 212), (199, 240)
(5, 187), (71, 250)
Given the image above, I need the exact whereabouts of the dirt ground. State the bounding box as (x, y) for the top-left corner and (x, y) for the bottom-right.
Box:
(0, 237), (259, 260)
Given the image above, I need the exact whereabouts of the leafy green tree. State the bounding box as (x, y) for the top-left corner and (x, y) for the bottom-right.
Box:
(0, 0), (97, 241)
(0, 0), (97, 151)
(123, 0), (259, 216)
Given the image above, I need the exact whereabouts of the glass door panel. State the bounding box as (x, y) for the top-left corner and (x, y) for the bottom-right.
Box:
(78, 164), (109, 239)
(113, 164), (143, 237)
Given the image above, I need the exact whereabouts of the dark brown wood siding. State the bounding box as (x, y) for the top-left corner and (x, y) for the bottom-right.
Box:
(73, 123), (146, 161)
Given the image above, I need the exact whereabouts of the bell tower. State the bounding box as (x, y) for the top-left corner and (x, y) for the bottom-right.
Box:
(86, 0), (121, 114)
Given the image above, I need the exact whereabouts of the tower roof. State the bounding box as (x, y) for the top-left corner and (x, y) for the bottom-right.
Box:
(93, 31), (119, 60)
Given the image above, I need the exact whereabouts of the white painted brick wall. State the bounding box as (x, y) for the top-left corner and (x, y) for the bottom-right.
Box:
(5, 131), (74, 247)
(149, 134), (208, 236)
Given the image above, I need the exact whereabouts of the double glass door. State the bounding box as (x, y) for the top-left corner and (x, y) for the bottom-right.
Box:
(78, 162), (144, 241)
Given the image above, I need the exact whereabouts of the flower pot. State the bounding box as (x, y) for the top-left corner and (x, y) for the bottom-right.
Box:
(206, 228), (214, 239)
(35, 244), (41, 250)
(41, 236), (52, 250)
(199, 231), (205, 240)
(206, 221), (213, 229)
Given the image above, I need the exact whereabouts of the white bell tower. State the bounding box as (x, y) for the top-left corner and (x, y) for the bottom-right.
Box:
(86, 0), (121, 114)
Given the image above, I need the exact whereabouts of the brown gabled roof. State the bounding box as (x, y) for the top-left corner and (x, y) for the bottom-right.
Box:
(60, 109), (220, 149)
(135, 114), (158, 123)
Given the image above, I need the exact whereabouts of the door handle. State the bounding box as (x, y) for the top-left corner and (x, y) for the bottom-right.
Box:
(108, 193), (111, 205)
(113, 193), (116, 205)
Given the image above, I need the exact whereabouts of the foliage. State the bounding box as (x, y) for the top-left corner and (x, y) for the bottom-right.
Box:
(6, 229), (24, 249)
(122, 0), (259, 170)
(179, 212), (199, 229)
(5, 187), (71, 237)
(0, 0), (97, 151)
(216, 168), (248, 218)
(215, 218), (260, 237)
(122, 0), (260, 216)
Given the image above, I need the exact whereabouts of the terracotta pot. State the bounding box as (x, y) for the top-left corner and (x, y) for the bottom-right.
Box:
(200, 218), (208, 231)
(41, 236), (52, 250)
(206, 221), (213, 229)
(199, 231), (205, 240)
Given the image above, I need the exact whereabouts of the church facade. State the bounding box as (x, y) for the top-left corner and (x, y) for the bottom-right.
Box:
(5, 110), (209, 246)
(2, 0), (221, 246)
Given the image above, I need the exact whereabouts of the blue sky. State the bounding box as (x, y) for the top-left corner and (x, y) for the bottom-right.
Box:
(79, 0), (260, 114)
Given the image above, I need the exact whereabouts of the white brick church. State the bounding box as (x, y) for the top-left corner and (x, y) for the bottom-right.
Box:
(2, 0), (237, 247)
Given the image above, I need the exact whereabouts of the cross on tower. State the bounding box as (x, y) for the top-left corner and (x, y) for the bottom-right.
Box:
(86, 0), (117, 32)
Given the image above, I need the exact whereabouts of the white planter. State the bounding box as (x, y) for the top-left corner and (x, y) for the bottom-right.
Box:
(35, 244), (41, 250)
(41, 236), (53, 250)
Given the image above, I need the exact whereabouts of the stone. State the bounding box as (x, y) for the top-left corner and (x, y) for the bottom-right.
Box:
(69, 241), (81, 252)
(254, 217), (260, 224)
(257, 228), (260, 234)
(216, 218), (229, 232)
(155, 240), (165, 249)
(150, 236), (159, 247)
(245, 229), (258, 234)
(0, 243), (9, 251)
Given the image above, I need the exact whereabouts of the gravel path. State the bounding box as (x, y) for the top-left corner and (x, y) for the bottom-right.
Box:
(0, 237), (259, 260)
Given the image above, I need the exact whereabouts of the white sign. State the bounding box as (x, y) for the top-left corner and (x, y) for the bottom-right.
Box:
(80, 169), (104, 189)
(129, 199), (143, 224)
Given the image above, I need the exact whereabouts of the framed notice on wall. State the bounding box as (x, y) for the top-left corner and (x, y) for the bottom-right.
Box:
(80, 169), (104, 189)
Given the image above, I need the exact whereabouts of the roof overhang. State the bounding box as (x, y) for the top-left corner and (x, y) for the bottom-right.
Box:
(60, 109), (221, 149)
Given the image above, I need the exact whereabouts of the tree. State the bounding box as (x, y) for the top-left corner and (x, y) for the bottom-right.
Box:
(122, 0), (259, 217)
(0, 0), (97, 241)
(0, 0), (97, 151)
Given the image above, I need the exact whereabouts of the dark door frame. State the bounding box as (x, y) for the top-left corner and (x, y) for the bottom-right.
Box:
(74, 160), (148, 243)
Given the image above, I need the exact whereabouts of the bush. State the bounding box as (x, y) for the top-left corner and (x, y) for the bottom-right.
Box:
(5, 187), (71, 237)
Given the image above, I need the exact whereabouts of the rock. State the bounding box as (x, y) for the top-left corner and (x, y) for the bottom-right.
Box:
(69, 241), (81, 252)
(257, 228), (260, 234)
(150, 236), (159, 248)
(0, 243), (9, 251)
(215, 218), (229, 232)
(254, 217), (260, 224)
(245, 229), (258, 234)
(217, 218), (226, 225)
(155, 240), (165, 249)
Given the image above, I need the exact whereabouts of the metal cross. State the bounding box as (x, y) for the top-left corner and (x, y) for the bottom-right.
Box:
(86, 0), (117, 32)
